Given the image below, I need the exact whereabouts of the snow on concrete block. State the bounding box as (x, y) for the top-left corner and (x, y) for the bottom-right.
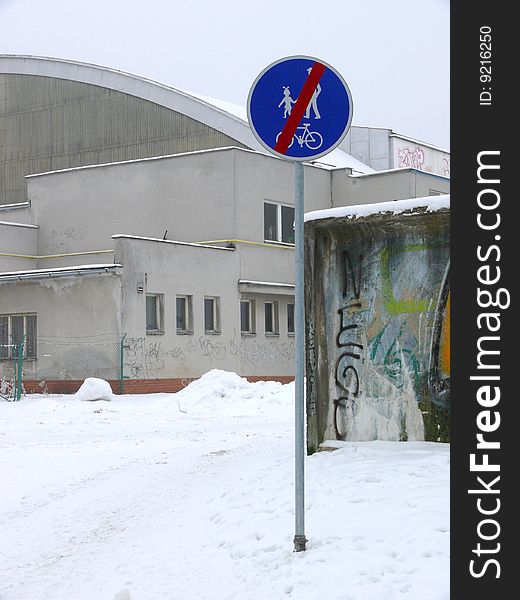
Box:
(74, 377), (114, 402)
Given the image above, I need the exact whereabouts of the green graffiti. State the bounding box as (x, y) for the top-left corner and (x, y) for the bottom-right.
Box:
(380, 245), (430, 315)
(369, 327), (386, 361)
(369, 324), (420, 389)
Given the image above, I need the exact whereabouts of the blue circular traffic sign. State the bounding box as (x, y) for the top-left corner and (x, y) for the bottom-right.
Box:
(247, 56), (353, 161)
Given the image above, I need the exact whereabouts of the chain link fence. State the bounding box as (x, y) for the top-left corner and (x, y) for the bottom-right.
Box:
(0, 341), (24, 401)
(1, 334), (126, 399)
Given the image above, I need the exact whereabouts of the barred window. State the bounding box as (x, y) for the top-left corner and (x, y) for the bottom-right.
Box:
(0, 314), (37, 359)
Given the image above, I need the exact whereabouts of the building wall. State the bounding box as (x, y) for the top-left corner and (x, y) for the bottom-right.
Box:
(0, 145), (452, 392)
(115, 237), (295, 380)
(232, 151), (331, 242)
(26, 148), (334, 271)
(0, 234), (298, 390)
(0, 221), (38, 271)
(0, 73), (245, 205)
(305, 208), (450, 451)
(391, 136), (450, 177)
(0, 273), (122, 382)
(331, 168), (450, 208)
(26, 147), (451, 271)
(340, 126), (450, 177)
(27, 149), (238, 264)
(340, 127), (392, 171)
(0, 203), (33, 223)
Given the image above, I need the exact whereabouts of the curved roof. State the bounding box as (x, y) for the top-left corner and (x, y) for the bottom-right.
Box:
(0, 54), (372, 173)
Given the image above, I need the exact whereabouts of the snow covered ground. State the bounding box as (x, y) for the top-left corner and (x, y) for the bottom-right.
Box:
(0, 370), (449, 600)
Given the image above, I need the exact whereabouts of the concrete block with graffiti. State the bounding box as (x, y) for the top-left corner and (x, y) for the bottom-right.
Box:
(304, 197), (450, 451)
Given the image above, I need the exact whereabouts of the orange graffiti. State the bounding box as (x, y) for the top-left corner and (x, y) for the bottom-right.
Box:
(439, 292), (450, 377)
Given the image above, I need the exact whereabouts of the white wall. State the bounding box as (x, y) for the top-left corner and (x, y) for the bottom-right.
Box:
(115, 236), (295, 378)
(27, 148), (333, 269)
(340, 126), (450, 177)
(27, 149), (237, 259)
(0, 273), (122, 380)
(391, 136), (450, 177)
(331, 168), (450, 208)
(0, 222), (39, 271)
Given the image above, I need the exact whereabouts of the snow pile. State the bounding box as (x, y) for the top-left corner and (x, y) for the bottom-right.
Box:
(74, 377), (114, 402)
(174, 369), (293, 416)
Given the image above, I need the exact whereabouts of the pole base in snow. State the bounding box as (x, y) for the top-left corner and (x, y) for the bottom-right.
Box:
(293, 534), (307, 552)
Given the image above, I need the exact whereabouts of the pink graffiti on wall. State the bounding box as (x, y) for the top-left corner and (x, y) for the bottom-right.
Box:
(398, 146), (425, 170)
(442, 158), (451, 177)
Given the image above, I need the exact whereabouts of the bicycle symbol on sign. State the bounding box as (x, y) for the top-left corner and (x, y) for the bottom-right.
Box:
(275, 123), (323, 151)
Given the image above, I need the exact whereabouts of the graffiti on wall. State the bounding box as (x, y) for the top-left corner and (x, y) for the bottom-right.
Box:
(229, 335), (294, 366)
(428, 265), (450, 405)
(186, 336), (226, 361)
(306, 316), (318, 418)
(398, 146), (425, 170)
(330, 239), (450, 443)
(125, 337), (186, 379)
(333, 250), (364, 438)
(124, 332), (294, 379)
(394, 141), (450, 178)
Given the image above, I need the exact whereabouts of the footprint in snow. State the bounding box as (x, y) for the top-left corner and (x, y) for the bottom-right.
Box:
(364, 476), (381, 483)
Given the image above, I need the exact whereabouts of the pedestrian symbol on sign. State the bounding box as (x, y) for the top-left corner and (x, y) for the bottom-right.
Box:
(304, 66), (321, 119)
(278, 86), (295, 118)
(277, 67), (322, 121)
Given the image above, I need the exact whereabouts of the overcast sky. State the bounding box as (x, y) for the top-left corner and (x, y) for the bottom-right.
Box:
(1, 0), (449, 149)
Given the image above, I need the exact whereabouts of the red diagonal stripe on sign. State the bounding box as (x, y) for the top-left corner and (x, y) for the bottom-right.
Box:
(274, 61), (326, 155)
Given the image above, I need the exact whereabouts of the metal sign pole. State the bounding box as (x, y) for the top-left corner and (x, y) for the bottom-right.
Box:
(293, 160), (307, 552)
(247, 54), (353, 555)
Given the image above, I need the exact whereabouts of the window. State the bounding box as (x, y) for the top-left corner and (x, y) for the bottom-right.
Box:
(287, 303), (295, 335)
(264, 301), (279, 335)
(264, 203), (278, 241)
(176, 295), (193, 334)
(0, 314), (37, 359)
(264, 202), (295, 244)
(146, 294), (164, 333)
(204, 296), (221, 334)
(240, 300), (256, 334)
(281, 206), (295, 243)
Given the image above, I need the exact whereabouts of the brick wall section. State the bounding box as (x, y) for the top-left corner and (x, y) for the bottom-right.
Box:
(22, 376), (294, 395)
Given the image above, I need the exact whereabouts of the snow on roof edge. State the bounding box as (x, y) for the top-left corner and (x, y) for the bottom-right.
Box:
(238, 280), (295, 288)
(304, 194), (450, 223)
